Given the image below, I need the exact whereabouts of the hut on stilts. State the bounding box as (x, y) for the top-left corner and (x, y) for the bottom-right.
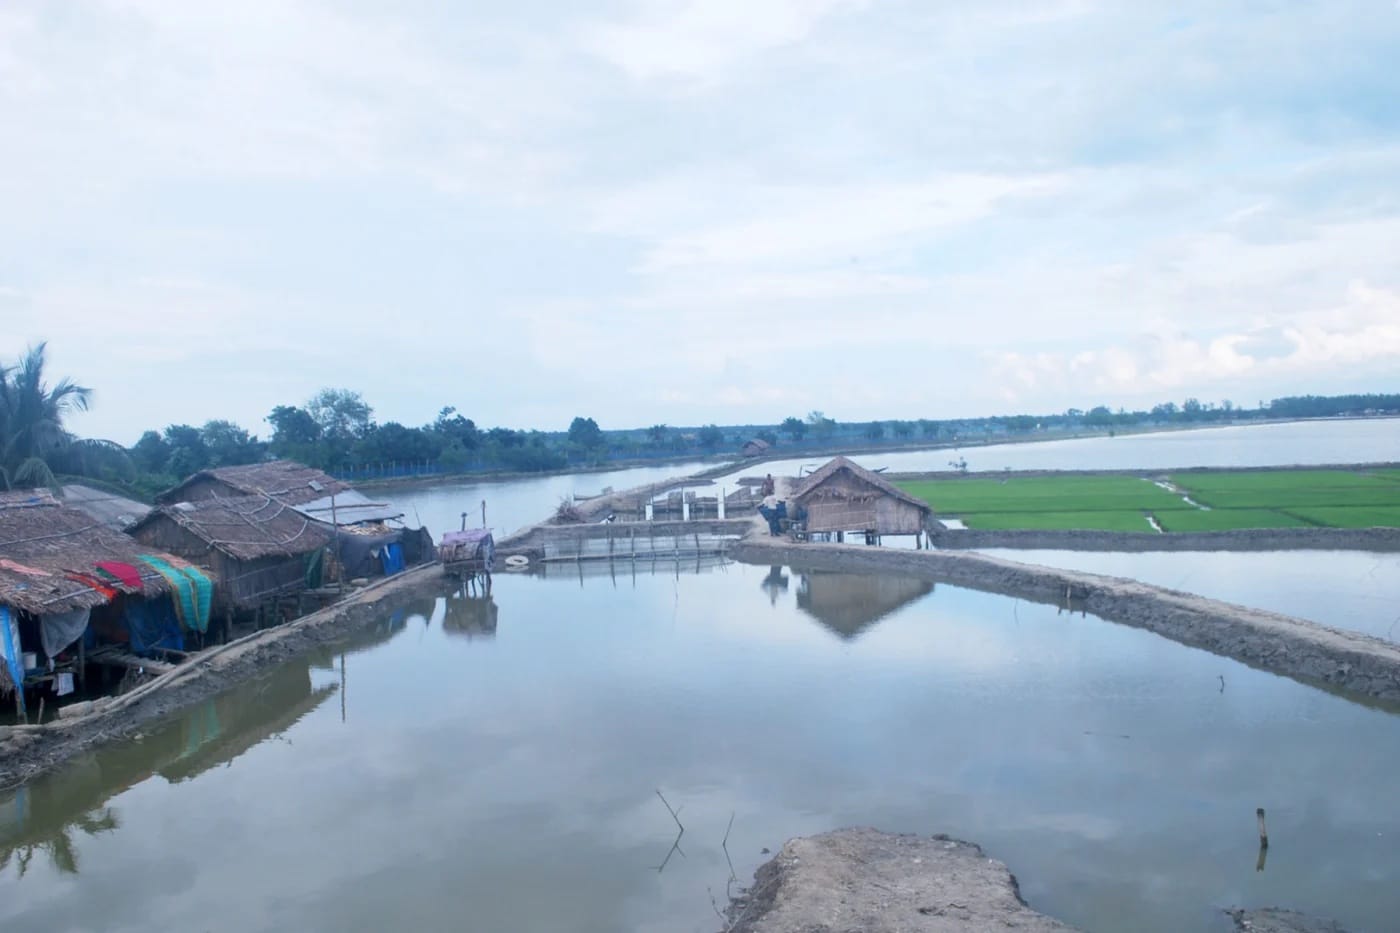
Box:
(789, 456), (933, 546)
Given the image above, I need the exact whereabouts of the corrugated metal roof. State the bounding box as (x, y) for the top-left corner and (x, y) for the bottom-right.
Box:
(58, 484), (152, 531)
(292, 490), (404, 526)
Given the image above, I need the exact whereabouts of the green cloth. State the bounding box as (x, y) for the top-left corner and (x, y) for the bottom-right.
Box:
(304, 548), (324, 589)
(138, 556), (213, 634)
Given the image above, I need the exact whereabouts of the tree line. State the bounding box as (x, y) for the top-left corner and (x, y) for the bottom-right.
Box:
(3, 342), (1397, 500)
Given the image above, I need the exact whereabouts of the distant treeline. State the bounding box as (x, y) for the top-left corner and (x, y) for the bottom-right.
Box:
(89, 390), (1397, 499)
(11, 338), (1393, 502)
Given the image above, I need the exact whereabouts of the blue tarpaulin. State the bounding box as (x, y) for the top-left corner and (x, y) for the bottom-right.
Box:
(1, 605), (24, 713)
(380, 543), (405, 576)
(125, 597), (185, 656)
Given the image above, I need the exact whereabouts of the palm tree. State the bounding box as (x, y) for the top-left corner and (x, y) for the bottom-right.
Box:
(0, 342), (92, 490)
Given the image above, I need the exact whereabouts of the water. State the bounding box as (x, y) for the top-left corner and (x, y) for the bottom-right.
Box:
(978, 549), (1400, 642)
(380, 460), (724, 540)
(714, 419), (1400, 484)
(3, 565), (1398, 932)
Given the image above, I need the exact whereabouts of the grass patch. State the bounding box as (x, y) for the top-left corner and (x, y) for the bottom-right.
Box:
(1172, 470), (1400, 510)
(1285, 506), (1400, 529)
(900, 476), (1189, 514)
(960, 511), (1156, 532)
(1153, 509), (1309, 532)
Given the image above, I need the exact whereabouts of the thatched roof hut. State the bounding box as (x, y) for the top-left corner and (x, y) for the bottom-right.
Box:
(0, 491), (176, 616)
(741, 437), (772, 457)
(128, 496), (333, 608)
(156, 460), (350, 507)
(791, 456), (931, 537)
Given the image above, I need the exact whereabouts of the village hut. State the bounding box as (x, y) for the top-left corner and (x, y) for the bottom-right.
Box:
(795, 571), (934, 639)
(789, 456), (932, 542)
(127, 495), (333, 612)
(0, 490), (204, 715)
(155, 460), (350, 507)
(741, 437), (772, 458)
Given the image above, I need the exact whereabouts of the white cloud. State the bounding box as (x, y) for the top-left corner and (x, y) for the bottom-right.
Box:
(583, 0), (867, 82)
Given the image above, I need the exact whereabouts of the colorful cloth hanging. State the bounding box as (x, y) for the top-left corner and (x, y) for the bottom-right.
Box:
(94, 561), (145, 590)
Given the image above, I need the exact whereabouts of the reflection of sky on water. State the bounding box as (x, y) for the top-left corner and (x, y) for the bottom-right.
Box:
(382, 460), (723, 541)
(979, 549), (1400, 642)
(2, 564), (1398, 933)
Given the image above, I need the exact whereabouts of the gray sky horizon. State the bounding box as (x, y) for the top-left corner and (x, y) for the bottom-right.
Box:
(3, 1), (1399, 445)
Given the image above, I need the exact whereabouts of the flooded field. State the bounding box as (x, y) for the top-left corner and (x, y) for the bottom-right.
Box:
(4, 563), (1398, 932)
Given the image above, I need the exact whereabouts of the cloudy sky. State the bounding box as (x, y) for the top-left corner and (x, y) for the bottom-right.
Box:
(2, 1), (1398, 443)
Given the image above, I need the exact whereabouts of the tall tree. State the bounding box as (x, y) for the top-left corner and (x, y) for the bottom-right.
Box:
(308, 388), (373, 441)
(0, 342), (92, 489)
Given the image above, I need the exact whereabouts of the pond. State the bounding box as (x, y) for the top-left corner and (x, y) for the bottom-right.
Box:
(977, 549), (1400, 643)
(3, 562), (1397, 932)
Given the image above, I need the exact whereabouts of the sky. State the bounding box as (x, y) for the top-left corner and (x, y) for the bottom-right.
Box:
(2, 0), (1399, 445)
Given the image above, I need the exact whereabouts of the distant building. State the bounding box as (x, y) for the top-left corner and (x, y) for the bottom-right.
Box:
(741, 437), (772, 457)
(790, 456), (931, 542)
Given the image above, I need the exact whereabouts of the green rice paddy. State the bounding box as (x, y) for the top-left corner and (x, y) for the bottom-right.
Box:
(898, 469), (1400, 533)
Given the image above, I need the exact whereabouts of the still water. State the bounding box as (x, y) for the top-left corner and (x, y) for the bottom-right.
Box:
(978, 549), (1400, 642)
(381, 460), (722, 540)
(714, 418), (1400, 483)
(3, 564), (1397, 932)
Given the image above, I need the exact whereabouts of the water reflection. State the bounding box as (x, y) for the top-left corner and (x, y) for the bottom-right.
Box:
(442, 590), (498, 639)
(759, 566), (789, 606)
(794, 571), (935, 640)
(0, 597), (434, 880)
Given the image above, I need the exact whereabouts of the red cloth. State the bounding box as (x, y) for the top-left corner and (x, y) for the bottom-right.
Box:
(95, 560), (144, 589)
(66, 572), (119, 601)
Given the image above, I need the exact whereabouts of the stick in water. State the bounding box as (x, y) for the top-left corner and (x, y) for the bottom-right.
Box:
(1257, 807), (1269, 848)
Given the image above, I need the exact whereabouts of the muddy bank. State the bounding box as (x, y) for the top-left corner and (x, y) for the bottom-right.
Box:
(931, 526), (1400, 552)
(725, 828), (1076, 932)
(734, 537), (1400, 706)
(0, 565), (444, 789)
(724, 828), (1350, 933)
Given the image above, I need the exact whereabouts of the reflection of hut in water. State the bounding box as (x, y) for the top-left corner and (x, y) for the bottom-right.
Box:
(795, 571), (934, 639)
(442, 593), (498, 638)
(0, 654), (334, 872)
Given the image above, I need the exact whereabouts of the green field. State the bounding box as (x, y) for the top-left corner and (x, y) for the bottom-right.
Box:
(899, 476), (1188, 513)
(1154, 508), (1310, 532)
(957, 511), (1157, 532)
(899, 469), (1400, 532)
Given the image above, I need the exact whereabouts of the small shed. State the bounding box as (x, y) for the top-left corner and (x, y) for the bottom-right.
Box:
(156, 460), (350, 507)
(128, 495), (333, 610)
(790, 456), (931, 539)
(741, 437), (772, 458)
(439, 529), (494, 574)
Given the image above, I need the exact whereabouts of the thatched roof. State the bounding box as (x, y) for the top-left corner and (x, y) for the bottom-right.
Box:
(130, 495), (333, 562)
(791, 456), (930, 512)
(156, 461), (350, 507)
(0, 491), (181, 615)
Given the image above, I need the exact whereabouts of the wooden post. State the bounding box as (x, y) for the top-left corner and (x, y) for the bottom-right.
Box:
(1256, 808), (1269, 849)
(482, 500), (487, 528)
(77, 635), (86, 690)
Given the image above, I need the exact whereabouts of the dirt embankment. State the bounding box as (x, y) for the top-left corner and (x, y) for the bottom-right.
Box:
(734, 537), (1400, 706)
(0, 565), (444, 789)
(725, 828), (1349, 933)
(931, 526), (1400, 552)
(726, 828), (1075, 932)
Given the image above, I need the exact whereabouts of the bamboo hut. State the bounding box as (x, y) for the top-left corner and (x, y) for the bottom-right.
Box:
(790, 456), (932, 541)
(0, 491), (199, 715)
(156, 460), (350, 507)
(127, 495), (332, 611)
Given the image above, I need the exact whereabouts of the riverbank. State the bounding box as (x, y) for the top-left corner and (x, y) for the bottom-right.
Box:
(0, 564), (442, 789)
(733, 536), (1400, 706)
